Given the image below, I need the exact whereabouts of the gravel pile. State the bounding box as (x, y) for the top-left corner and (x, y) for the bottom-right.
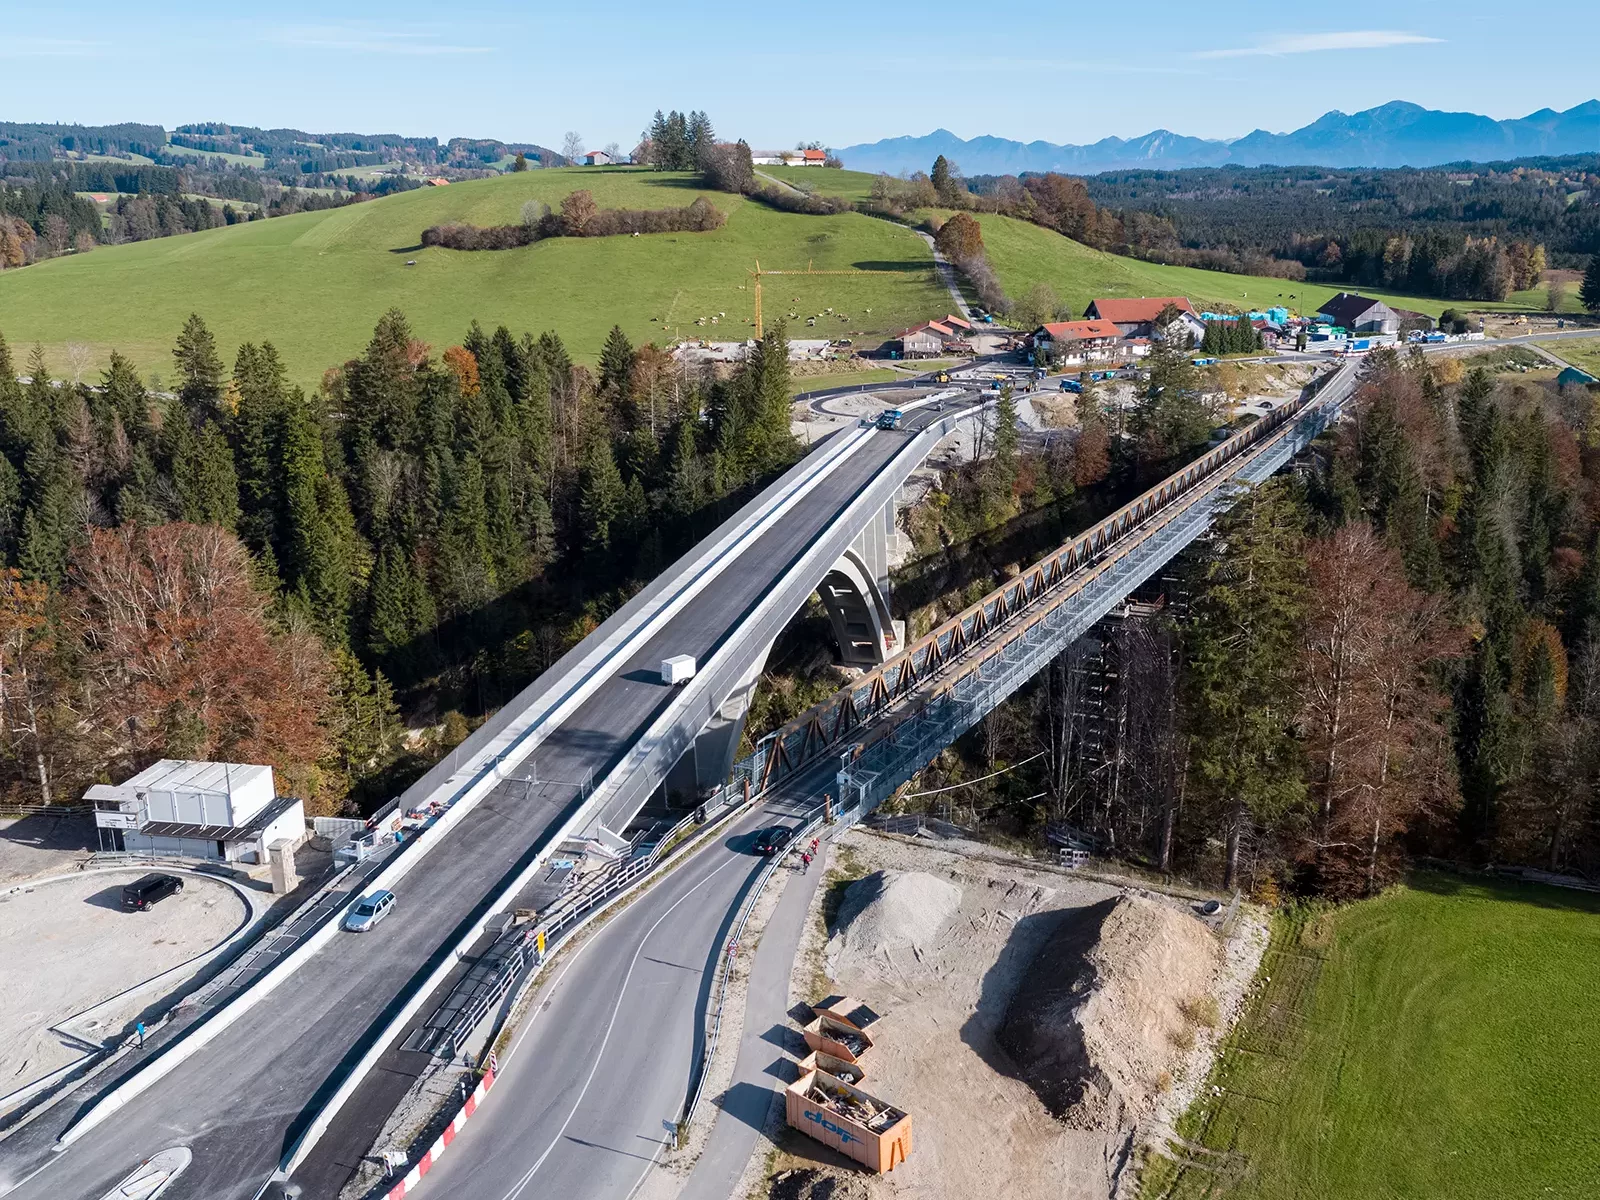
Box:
(827, 869), (962, 977)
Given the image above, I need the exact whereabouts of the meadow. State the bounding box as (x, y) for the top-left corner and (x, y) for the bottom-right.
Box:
(778, 166), (1577, 317)
(0, 167), (947, 387)
(1140, 875), (1600, 1200)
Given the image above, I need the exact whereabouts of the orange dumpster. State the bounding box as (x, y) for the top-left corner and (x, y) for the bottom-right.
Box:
(785, 1067), (911, 1173)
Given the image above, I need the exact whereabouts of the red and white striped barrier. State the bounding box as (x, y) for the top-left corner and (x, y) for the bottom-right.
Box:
(384, 1068), (495, 1198)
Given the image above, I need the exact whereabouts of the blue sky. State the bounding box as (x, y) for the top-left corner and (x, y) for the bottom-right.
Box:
(3, 1), (1596, 152)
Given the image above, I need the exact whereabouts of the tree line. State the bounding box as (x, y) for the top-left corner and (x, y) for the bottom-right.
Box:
(421, 190), (725, 250)
(0, 313), (800, 814)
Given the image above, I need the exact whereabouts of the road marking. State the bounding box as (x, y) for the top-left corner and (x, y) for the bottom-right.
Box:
(489, 852), (745, 1200)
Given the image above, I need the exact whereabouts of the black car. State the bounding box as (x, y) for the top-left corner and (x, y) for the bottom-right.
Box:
(121, 873), (184, 911)
(752, 826), (796, 857)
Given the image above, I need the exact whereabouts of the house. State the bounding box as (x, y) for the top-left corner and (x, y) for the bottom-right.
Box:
(898, 323), (951, 357)
(89, 760), (304, 865)
(1032, 318), (1124, 366)
(1316, 292), (1399, 335)
(1083, 297), (1206, 345)
(780, 148), (829, 167)
(750, 151), (785, 165)
(582, 150), (613, 166)
(424, 177), (450, 187)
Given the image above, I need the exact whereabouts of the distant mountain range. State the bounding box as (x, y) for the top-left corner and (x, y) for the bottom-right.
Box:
(835, 101), (1600, 176)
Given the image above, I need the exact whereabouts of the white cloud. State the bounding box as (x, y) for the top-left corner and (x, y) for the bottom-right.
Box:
(1195, 31), (1443, 59)
(270, 25), (491, 56)
(0, 38), (107, 58)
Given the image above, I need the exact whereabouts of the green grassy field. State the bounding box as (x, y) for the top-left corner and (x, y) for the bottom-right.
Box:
(1141, 875), (1600, 1200)
(969, 212), (1529, 321)
(0, 168), (947, 386)
(1552, 338), (1600, 378)
(763, 165), (883, 205)
(779, 165), (1563, 319)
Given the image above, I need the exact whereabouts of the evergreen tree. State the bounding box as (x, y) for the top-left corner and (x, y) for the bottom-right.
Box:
(984, 385), (1020, 517)
(665, 417), (704, 519)
(366, 543), (430, 657)
(100, 351), (149, 442)
(173, 313), (224, 420)
(0, 455), (21, 563)
(686, 111), (716, 167)
(1183, 481), (1309, 888)
(230, 342), (288, 559)
(173, 420), (240, 529)
(578, 432), (624, 551)
(1582, 255), (1600, 314)
(931, 155), (951, 201)
(441, 454), (494, 609)
(281, 391), (352, 636)
(599, 325), (634, 421)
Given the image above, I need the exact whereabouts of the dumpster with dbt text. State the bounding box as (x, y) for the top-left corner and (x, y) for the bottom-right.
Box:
(785, 1067), (911, 1173)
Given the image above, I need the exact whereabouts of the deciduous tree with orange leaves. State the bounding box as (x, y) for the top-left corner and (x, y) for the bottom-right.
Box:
(1299, 524), (1463, 896)
(67, 523), (330, 796)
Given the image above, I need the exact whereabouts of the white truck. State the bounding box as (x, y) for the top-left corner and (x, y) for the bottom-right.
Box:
(661, 655), (697, 686)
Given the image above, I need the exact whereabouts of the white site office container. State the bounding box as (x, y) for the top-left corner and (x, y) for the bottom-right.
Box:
(661, 655), (697, 685)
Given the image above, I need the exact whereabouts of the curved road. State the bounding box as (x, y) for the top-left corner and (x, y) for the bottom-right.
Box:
(406, 786), (819, 1200)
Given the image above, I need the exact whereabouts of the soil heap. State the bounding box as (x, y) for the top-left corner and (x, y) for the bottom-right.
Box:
(998, 894), (1221, 1129)
(827, 869), (962, 977)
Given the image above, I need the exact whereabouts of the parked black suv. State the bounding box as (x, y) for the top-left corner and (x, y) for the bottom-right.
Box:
(121, 873), (184, 911)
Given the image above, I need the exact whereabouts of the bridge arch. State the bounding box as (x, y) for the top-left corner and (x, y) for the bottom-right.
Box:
(817, 547), (895, 667)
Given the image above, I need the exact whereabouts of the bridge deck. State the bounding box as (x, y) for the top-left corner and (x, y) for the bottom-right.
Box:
(0, 420), (941, 1200)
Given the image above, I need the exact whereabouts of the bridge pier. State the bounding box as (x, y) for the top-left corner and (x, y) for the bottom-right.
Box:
(664, 643), (773, 800)
(817, 496), (903, 666)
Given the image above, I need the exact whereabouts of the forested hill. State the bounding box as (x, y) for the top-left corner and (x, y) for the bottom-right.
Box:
(1080, 156), (1600, 269)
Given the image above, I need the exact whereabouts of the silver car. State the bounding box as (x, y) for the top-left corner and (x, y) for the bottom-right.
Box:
(344, 889), (396, 932)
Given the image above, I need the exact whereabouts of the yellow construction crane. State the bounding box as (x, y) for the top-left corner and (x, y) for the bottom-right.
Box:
(749, 259), (874, 339)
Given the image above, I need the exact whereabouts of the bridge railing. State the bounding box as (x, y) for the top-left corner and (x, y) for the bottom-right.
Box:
(756, 361), (1357, 790)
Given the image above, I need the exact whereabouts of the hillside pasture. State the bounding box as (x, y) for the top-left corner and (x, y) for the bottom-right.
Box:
(0, 168), (947, 386)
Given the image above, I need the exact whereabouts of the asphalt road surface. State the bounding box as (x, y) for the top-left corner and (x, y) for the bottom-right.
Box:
(0, 415), (968, 1200)
(407, 789), (822, 1200)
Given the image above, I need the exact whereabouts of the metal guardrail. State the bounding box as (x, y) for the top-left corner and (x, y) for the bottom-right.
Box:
(409, 784), (756, 1063)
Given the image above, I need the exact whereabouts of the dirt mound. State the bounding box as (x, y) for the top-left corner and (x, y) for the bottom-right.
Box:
(997, 894), (1221, 1130)
(768, 1166), (870, 1200)
(827, 869), (962, 977)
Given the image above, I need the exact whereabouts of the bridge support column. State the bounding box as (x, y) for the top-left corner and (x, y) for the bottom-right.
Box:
(664, 643), (773, 801)
(817, 496), (903, 666)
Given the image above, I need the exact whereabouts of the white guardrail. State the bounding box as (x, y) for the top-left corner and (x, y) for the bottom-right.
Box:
(58, 418), (888, 1149)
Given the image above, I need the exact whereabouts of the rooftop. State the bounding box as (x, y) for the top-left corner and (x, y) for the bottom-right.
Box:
(1087, 296), (1197, 324)
(121, 760), (273, 796)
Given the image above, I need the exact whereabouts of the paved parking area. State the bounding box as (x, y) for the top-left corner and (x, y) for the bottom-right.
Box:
(0, 869), (246, 1096)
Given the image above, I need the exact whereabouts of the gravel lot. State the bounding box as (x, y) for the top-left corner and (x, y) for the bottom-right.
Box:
(0, 813), (97, 886)
(0, 869), (246, 1094)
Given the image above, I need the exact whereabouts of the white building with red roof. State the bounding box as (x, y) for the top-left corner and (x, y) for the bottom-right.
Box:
(1083, 296), (1205, 344)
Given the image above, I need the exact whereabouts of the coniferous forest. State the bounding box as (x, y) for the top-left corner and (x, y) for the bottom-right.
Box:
(0, 314), (798, 816)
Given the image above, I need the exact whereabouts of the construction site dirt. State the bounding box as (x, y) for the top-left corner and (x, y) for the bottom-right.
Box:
(754, 828), (1266, 1200)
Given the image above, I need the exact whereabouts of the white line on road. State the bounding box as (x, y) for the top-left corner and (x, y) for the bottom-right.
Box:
(492, 852), (744, 1200)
